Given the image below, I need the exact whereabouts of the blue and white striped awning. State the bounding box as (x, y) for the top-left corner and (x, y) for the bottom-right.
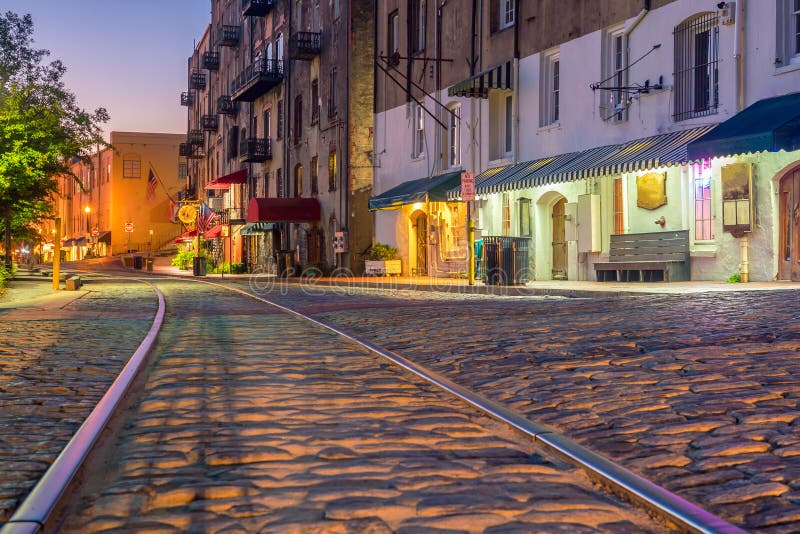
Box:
(448, 126), (714, 199)
(447, 61), (513, 99)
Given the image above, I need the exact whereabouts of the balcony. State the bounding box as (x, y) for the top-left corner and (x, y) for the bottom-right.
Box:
(239, 138), (272, 163)
(188, 130), (205, 146)
(216, 95), (238, 115)
(242, 0), (275, 16)
(231, 58), (284, 102)
(180, 91), (195, 106)
(218, 25), (241, 47)
(289, 32), (321, 60)
(202, 51), (220, 70)
(190, 70), (206, 90)
(179, 144), (205, 160)
(201, 115), (219, 131)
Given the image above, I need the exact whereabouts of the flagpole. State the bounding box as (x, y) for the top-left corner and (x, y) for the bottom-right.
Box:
(148, 162), (176, 202)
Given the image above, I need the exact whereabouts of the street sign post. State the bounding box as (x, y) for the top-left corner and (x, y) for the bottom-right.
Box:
(461, 172), (476, 286)
(125, 222), (134, 253)
(460, 172), (475, 202)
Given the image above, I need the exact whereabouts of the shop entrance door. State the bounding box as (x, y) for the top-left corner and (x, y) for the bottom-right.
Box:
(414, 213), (428, 275)
(552, 198), (567, 280)
(779, 168), (800, 281)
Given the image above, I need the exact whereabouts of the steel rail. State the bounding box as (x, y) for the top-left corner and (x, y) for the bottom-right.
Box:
(1, 280), (166, 534)
(207, 280), (746, 534)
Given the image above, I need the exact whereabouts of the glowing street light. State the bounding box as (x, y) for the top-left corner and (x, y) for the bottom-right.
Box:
(84, 205), (91, 233)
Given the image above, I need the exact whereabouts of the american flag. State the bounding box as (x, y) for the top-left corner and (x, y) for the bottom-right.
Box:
(197, 202), (217, 232)
(146, 168), (157, 201)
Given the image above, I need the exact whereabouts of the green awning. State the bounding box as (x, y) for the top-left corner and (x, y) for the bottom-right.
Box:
(369, 170), (463, 211)
(239, 222), (276, 235)
(687, 91), (800, 160)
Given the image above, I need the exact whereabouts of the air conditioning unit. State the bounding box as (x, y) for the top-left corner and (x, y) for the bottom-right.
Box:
(719, 2), (735, 25)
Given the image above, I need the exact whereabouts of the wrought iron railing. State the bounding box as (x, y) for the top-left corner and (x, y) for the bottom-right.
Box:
(290, 32), (321, 60)
(180, 91), (195, 106)
(218, 25), (241, 47)
(201, 115), (219, 131)
(190, 70), (206, 90)
(202, 51), (220, 70)
(216, 95), (238, 115)
(239, 138), (272, 162)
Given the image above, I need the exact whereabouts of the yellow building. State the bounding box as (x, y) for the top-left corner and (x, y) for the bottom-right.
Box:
(58, 132), (184, 258)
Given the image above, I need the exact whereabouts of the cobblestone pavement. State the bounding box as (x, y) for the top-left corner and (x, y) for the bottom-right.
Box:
(0, 277), (155, 523)
(63, 279), (664, 533)
(225, 280), (800, 532)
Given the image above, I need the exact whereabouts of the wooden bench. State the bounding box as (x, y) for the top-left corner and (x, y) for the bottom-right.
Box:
(594, 230), (690, 282)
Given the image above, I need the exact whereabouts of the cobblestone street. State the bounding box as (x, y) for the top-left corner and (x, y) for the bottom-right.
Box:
(233, 281), (800, 532)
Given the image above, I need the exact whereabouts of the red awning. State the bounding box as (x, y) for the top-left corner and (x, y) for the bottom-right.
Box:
(247, 197), (321, 223)
(204, 225), (223, 239)
(204, 169), (247, 190)
(174, 230), (198, 243)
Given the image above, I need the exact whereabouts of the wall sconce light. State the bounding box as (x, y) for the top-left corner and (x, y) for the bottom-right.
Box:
(654, 215), (666, 228)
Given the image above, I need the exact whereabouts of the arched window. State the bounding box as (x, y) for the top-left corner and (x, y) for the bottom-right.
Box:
(294, 164), (303, 197)
(266, 41), (273, 62)
(276, 33), (284, 61)
(673, 12), (719, 121)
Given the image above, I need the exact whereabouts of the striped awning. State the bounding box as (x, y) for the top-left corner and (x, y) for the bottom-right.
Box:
(448, 61), (513, 99)
(448, 126), (713, 198)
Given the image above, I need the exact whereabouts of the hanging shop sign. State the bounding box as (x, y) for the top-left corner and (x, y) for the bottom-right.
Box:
(721, 162), (754, 237)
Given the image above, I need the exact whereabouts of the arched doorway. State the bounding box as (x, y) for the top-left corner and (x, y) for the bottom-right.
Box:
(551, 198), (567, 280)
(779, 167), (800, 281)
(411, 211), (428, 275)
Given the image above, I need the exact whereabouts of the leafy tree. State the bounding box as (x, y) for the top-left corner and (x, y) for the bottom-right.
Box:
(0, 11), (108, 269)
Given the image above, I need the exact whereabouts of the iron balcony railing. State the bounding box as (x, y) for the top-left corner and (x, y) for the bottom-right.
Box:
(289, 32), (321, 60)
(216, 95), (238, 115)
(242, 0), (275, 16)
(179, 144), (205, 160)
(180, 91), (195, 106)
(218, 25), (241, 47)
(190, 70), (206, 90)
(239, 138), (272, 163)
(187, 130), (204, 146)
(231, 58), (284, 102)
(202, 51), (220, 70)
(201, 115), (219, 131)
(212, 208), (229, 225)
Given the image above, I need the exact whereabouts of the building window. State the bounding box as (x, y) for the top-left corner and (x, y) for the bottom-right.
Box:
(328, 149), (337, 191)
(446, 104), (461, 168)
(332, 0), (340, 20)
(178, 162), (187, 181)
(518, 198), (531, 237)
(123, 159), (141, 178)
(673, 13), (719, 122)
(601, 28), (627, 122)
(411, 101), (425, 158)
(504, 94), (513, 154)
(296, 0), (303, 31)
(411, 0), (426, 53)
(489, 92), (512, 160)
(502, 193), (511, 236)
(277, 167), (284, 197)
(328, 68), (337, 117)
(228, 125), (239, 159)
(294, 164), (303, 197)
(613, 177), (625, 234)
(276, 32), (284, 61)
(388, 10), (400, 66)
(294, 95), (303, 144)
(311, 155), (319, 195)
(694, 163), (713, 241)
(277, 100), (284, 139)
(264, 108), (271, 138)
(311, 79), (319, 124)
(500, 0), (515, 30)
(777, 0), (800, 66)
(540, 50), (560, 127)
(313, 0), (320, 33)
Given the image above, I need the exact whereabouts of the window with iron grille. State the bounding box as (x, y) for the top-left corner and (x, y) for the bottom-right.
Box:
(613, 177), (625, 234)
(328, 149), (337, 191)
(311, 80), (319, 124)
(311, 155), (319, 195)
(277, 167), (284, 197)
(277, 100), (284, 139)
(776, 0), (800, 67)
(123, 159), (141, 178)
(694, 162), (714, 241)
(673, 13), (719, 122)
(411, 0), (426, 53)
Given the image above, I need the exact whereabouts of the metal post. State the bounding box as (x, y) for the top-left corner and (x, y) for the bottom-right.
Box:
(53, 218), (61, 290)
(468, 204), (475, 286)
(740, 235), (749, 283)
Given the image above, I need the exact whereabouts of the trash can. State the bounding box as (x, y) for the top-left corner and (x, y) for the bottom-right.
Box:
(192, 256), (206, 276)
(123, 255), (134, 268)
(483, 236), (530, 285)
(133, 255), (143, 269)
(146, 257), (154, 272)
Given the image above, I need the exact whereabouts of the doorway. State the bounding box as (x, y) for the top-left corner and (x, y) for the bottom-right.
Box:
(552, 198), (567, 280)
(412, 212), (428, 275)
(779, 168), (800, 281)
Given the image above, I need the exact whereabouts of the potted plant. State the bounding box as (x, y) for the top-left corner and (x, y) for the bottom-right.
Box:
(364, 242), (401, 276)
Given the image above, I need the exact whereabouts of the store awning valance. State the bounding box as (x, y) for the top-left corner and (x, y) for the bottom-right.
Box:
(687, 91), (800, 160)
(97, 231), (111, 244)
(239, 222), (276, 235)
(447, 61), (513, 99)
(204, 225), (223, 239)
(74, 236), (87, 246)
(174, 230), (197, 243)
(62, 239), (75, 247)
(369, 170), (463, 211)
(205, 169), (247, 190)
(247, 197), (321, 223)
(448, 127), (713, 198)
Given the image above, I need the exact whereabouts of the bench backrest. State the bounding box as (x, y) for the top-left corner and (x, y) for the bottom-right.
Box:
(609, 230), (689, 263)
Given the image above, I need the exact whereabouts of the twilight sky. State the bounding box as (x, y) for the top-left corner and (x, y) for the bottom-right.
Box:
(2, 0), (210, 140)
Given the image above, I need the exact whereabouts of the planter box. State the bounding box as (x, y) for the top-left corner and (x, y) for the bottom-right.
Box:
(364, 259), (401, 276)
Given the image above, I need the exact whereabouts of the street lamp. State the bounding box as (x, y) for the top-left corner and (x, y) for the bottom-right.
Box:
(84, 205), (91, 233)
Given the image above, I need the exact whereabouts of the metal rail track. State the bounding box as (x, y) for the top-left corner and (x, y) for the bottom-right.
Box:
(1, 275), (746, 533)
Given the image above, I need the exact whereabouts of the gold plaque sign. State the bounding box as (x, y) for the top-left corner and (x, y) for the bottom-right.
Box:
(636, 172), (667, 210)
(177, 204), (198, 225)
